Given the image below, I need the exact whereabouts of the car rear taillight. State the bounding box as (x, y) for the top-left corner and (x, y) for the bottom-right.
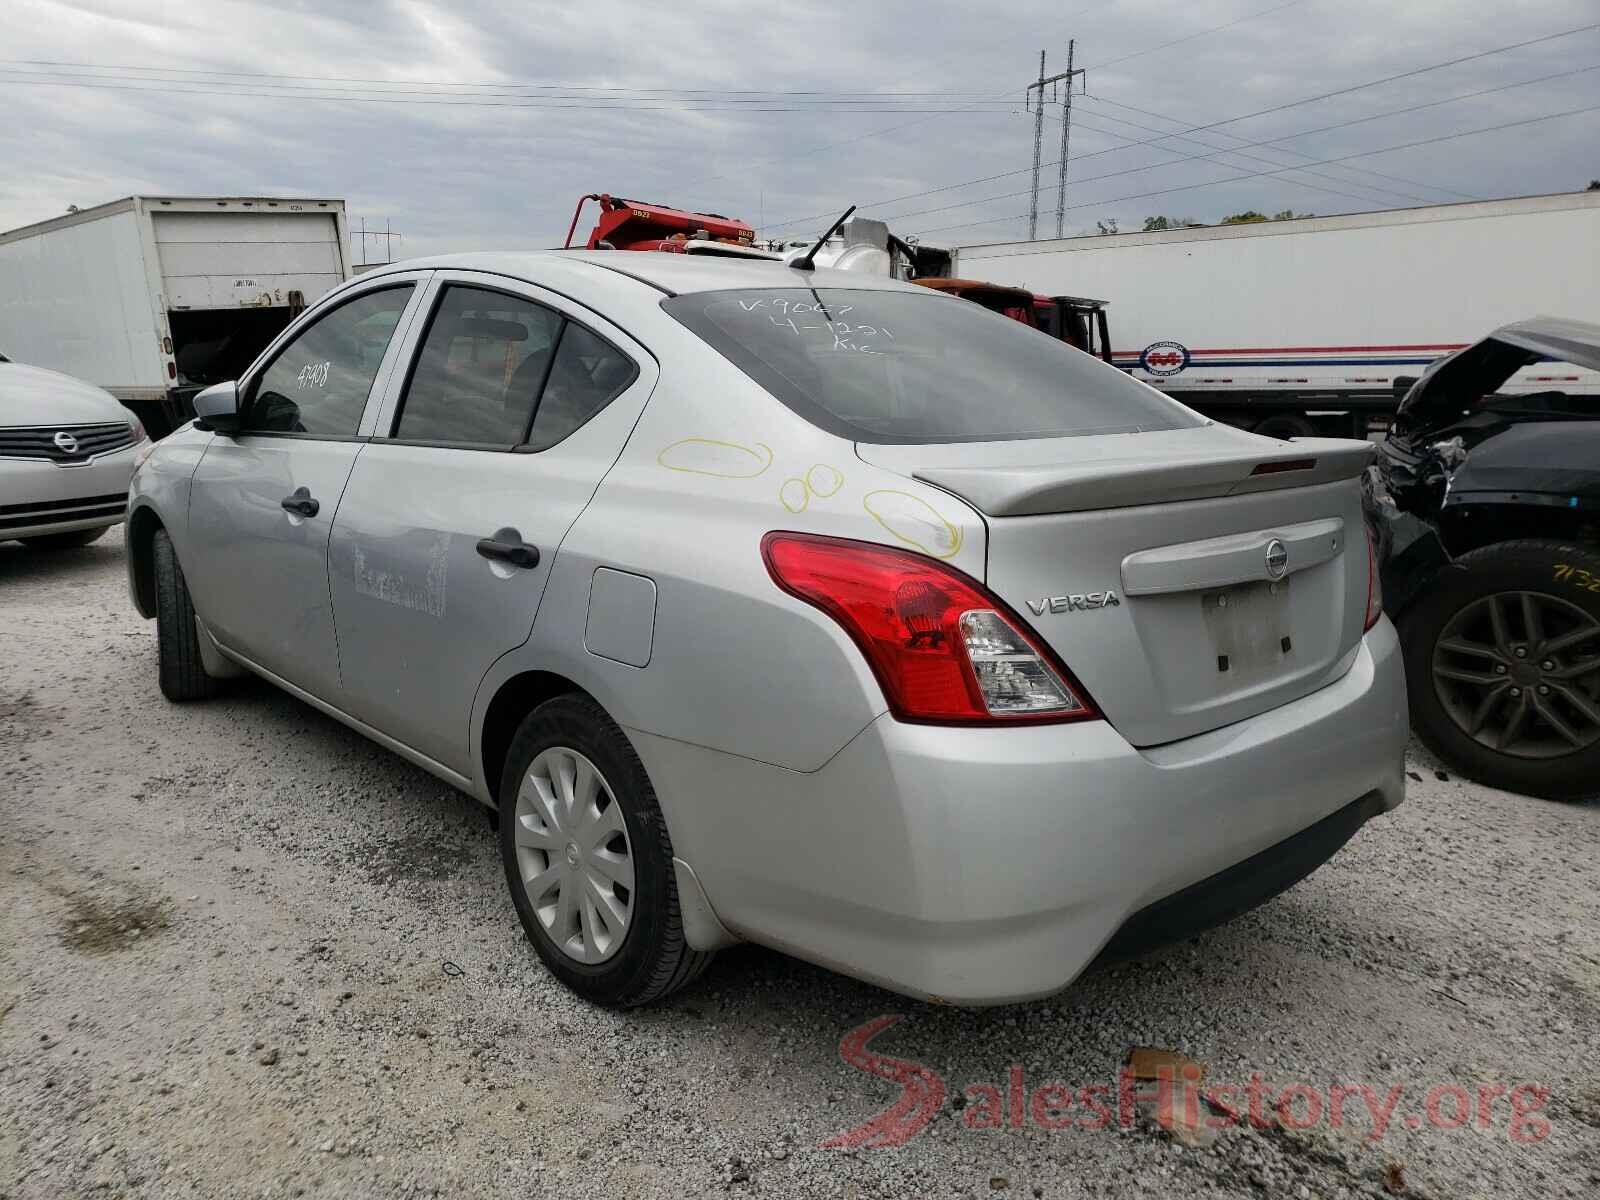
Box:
(762, 532), (1097, 725)
(1364, 524), (1383, 632)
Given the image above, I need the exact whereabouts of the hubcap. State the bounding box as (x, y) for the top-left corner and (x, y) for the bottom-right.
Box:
(512, 747), (634, 964)
(1432, 590), (1600, 759)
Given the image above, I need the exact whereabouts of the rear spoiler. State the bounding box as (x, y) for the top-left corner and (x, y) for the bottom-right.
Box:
(913, 438), (1376, 517)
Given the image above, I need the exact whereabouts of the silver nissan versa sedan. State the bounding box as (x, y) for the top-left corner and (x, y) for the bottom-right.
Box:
(125, 252), (1407, 1006)
(2, 355), (149, 547)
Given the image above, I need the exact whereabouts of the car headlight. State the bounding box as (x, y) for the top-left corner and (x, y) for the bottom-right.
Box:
(131, 424), (156, 473)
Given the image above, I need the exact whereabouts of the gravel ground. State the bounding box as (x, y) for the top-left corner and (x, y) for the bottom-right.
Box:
(3, 536), (1598, 1200)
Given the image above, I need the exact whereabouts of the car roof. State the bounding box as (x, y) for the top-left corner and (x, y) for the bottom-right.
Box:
(359, 250), (926, 298)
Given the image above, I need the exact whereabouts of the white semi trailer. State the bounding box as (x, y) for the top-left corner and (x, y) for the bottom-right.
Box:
(954, 190), (1600, 438)
(0, 196), (351, 436)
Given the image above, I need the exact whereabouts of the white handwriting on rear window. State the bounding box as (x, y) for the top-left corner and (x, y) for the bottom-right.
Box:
(758, 313), (893, 354)
(738, 296), (855, 316)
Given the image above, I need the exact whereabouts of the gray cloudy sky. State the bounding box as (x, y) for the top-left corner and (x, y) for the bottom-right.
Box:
(2, 0), (1597, 257)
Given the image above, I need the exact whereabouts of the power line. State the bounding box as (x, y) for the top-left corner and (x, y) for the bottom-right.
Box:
(1164, 20), (1599, 140)
(0, 74), (1017, 113)
(903, 101), (1600, 238)
(1090, 58), (1600, 154)
(1077, 96), (1455, 202)
(873, 113), (1449, 226)
(0, 58), (1027, 97)
(1064, 105), (1444, 206)
(761, 30), (1600, 231)
(678, 0), (1310, 196)
(1072, 98), (1474, 202)
(1077, 58), (1600, 203)
(1086, 0), (1310, 71)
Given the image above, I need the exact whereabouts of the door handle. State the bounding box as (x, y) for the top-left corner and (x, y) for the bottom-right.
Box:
(280, 487), (319, 518)
(476, 527), (540, 570)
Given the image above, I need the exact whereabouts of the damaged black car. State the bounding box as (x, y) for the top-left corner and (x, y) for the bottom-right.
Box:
(1373, 317), (1600, 801)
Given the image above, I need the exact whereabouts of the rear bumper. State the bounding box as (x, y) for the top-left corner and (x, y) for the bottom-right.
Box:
(1090, 789), (1385, 968)
(631, 619), (1408, 1005)
(0, 446), (140, 540)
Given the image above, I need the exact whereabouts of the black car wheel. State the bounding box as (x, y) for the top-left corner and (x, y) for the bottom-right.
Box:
(498, 694), (713, 1006)
(153, 530), (221, 702)
(1401, 539), (1600, 800)
(1252, 413), (1316, 440)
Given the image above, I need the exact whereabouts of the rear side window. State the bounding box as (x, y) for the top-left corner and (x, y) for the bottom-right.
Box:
(664, 288), (1201, 443)
(391, 285), (636, 450)
(246, 286), (412, 437)
(393, 286), (564, 445)
(528, 324), (637, 451)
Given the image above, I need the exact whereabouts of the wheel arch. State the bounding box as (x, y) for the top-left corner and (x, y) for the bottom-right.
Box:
(478, 669), (596, 808)
(126, 502), (165, 618)
(1438, 500), (1599, 558)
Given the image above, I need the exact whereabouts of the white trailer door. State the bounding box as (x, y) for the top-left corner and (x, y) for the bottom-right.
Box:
(151, 210), (345, 310)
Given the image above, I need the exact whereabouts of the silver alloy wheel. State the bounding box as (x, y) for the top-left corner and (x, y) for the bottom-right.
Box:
(512, 746), (635, 964)
(1432, 589), (1600, 759)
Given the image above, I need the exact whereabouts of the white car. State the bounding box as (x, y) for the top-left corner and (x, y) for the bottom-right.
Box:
(0, 354), (149, 548)
(126, 253), (1407, 1007)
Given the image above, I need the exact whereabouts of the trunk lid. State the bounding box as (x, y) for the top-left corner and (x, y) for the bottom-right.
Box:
(858, 425), (1376, 746)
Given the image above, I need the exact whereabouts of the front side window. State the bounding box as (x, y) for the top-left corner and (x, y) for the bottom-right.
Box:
(393, 286), (565, 445)
(664, 288), (1203, 443)
(245, 286), (413, 436)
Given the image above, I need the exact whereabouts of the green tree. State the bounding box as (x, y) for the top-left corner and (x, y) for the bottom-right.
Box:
(1095, 218), (1119, 235)
(1221, 209), (1313, 224)
(1588, 179), (1600, 190)
(1143, 215), (1205, 231)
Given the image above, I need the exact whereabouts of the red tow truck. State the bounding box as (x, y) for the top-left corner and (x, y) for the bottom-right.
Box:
(562, 193), (1114, 363)
(564, 193), (774, 258)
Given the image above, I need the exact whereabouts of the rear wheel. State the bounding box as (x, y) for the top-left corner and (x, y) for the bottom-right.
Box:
(1401, 539), (1600, 800)
(1251, 413), (1316, 440)
(498, 694), (712, 1006)
(153, 530), (221, 702)
(22, 526), (108, 550)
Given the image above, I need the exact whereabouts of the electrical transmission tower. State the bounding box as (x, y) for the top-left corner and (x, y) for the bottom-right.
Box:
(1025, 43), (1085, 240)
(354, 216), (403, 267)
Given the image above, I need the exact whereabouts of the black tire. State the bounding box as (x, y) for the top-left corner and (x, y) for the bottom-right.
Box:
(22, 525), (109, 550)
(498, 694), (712, 1006)
(153, 529), (220, 702)
(1252, 413), (1316, 440)
(1400, 539), (1600, 801)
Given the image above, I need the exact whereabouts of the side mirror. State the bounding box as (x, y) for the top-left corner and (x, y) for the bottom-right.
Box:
(192, 381), (242, 434)
(1391, 375), (1419, 402)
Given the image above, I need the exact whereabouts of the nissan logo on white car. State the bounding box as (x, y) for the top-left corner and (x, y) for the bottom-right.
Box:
(53, 431), (79, 454)
(1265, 538), (1290, 579)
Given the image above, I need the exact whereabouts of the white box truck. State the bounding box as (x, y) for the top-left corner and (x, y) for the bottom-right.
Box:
(0, 196), (352, 436)
(954, 190), (1600, 439)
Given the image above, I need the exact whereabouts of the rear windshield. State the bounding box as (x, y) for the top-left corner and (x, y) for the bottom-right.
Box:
(663, 287), (1201, 443)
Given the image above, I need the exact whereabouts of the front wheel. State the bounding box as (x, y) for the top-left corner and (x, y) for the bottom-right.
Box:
(153, 530), (221, 702)
(498, 695), (712, 1006)
(1401, 539), (1600, 800)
